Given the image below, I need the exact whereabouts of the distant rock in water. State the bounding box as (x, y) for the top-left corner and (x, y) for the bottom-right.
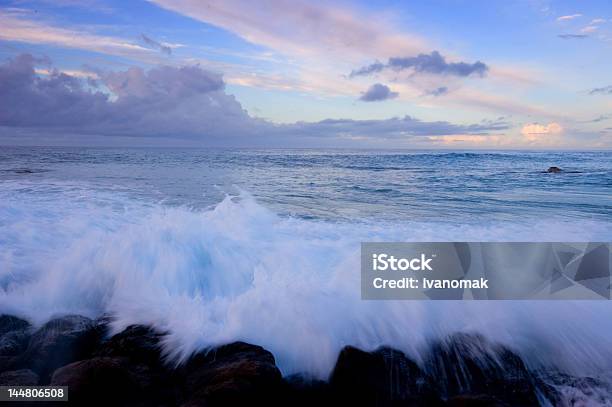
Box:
(5, 168), (50, 174)
(547, 166), (562, 173)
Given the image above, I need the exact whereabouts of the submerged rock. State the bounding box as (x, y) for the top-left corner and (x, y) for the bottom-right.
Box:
(179, 341), (283, 406)
(329, 345), (443, 406)
(423, 333), (540, 406)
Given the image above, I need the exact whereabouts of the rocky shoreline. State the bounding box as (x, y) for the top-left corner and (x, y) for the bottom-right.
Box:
(0, 314), (608, 406)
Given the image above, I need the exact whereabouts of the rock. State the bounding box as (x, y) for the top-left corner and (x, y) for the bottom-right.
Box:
(0, 315), (31, 357)
(179, 341), (283, 406)
(0, 330), (31, 357)
(447, 394), (511, 406)
(329, 345), (442, 406)
(424, 333), (540, 406)
(95, 325), (165, 366)
(536, 372), (612, 406)
(14, 315), (104, 382)
(0, 315), (30, 336)
(282, 374), (332, 406)
(547, 166), (562, 173)
(0, 369), (39, 385)
(51, 357), (156, 406)
(94, 325), (178, 404)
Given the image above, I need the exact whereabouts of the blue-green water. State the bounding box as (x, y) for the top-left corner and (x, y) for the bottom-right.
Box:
(0, 147), (611, 386)
(1, 147), (610, 222)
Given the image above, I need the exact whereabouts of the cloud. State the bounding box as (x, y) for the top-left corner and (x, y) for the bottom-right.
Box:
(141, 34), (172, 55)
(148, 0), (426, 61)
(557, 34), (589, 39)
(589, 86), (612, 95)
(586, 114), (612, 123)
(427, 134), (502, 146)
(289, 116), (509, 140)
(581, 25), (598, 33)
(521, 122), (563, 142)
(425, 86), (448, 97)
(359, 83), (398, 102)
(0, 54), (511, 147)
(557, 14), (582, 21)
(0, 10), (152, 60)
(590, 18), (607, 24)
(0, 54), (258, 140)
(350, 51), (488, 78)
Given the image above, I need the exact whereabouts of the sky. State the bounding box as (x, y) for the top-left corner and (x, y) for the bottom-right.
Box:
(0, 0), (611, 148)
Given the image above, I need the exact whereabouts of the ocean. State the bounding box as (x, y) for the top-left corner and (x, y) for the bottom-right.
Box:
(1, 147), (611, 381)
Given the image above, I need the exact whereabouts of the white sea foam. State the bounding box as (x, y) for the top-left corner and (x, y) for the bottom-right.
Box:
(1, 181), (612, 379)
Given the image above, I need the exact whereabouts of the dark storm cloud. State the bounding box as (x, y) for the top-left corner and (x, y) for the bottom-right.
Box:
(350, 51), (488, 78)
(0, 54), (509, 146)
(141, 34), (172, 55)
(359, 83), (398, 102)
(589, 86), (612, 95)
(557, 34), (589, 39)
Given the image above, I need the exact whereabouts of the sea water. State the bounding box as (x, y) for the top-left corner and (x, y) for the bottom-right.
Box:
(0, 147), (611, 380)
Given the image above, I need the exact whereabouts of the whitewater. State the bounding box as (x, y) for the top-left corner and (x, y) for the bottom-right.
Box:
(1, 147), (611, 384)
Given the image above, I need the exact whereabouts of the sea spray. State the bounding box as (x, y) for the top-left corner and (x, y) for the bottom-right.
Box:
(1, 181), (612, 380)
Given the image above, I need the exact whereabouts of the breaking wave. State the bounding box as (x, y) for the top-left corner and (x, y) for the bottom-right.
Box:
(1, 180), (612, 379)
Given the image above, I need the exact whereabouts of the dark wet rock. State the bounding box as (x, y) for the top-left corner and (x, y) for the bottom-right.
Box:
(0, 315), (30, 336)
(0, 356), (11, 372)
(447, 394), (511, 406)
(537, 372), (612, 406)
(546, 166), (562, 173)
(0, 316), (578, 405)
(51, 356), (158, 406)
(179, 341), (283, 406)
(0, 369), (39, 385)
(329, 345), (443, 406)
(95, 325), (165, 366)
(13, 315), (104, 382)
(0, 315), (31, 357)
(0, 330), (31, 357)
(282, 374), (332, 406)
(93, 325), (179, 404)
(424, 333), (540, 406)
